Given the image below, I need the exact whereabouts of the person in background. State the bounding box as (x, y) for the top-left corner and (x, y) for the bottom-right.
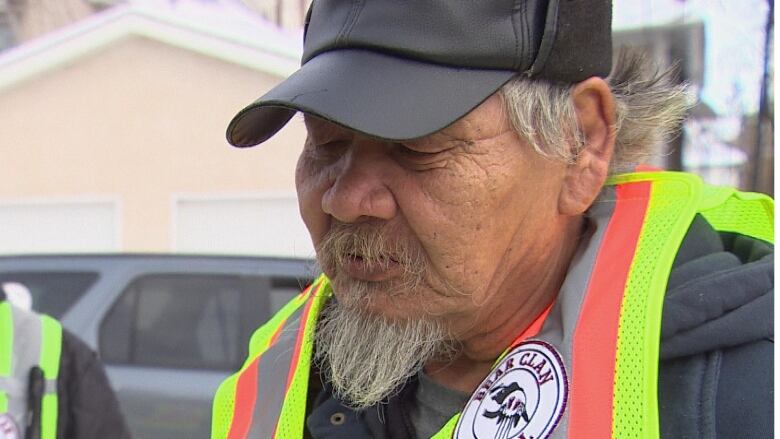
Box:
(211, 0), (774, 438)
(0, 288), (130, 438)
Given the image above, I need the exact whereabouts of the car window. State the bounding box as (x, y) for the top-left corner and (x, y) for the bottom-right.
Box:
(99, 273), (307, 371)
(0, 271), (98, 318)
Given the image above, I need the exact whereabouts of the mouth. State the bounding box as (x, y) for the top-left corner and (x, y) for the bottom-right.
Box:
(341, 253), (402, 282)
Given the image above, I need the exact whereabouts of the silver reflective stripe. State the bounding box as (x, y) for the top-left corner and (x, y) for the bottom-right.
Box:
(44, 379), (57, 395)
(533, 187), (617, 439)
(0, 305), (44, 433)
(245, 301), (308, 438)
(0, 376), (26, 398)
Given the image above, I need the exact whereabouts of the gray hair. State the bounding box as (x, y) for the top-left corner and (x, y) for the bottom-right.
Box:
(499, 49), (694, 174)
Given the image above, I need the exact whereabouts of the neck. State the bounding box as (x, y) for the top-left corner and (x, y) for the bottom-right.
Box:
(424, 216), (585, 394)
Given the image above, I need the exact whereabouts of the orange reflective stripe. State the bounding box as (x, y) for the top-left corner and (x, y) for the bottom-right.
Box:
(227, 356), (260, 439)
(228, 302), (302, 439)
(271, 286), (320, 438)
(226, 282), (318, 439)
(267, 318), (287, 347)
(568, 181), (652, 438)
(228, 305), (296, 439)
(283, 288), (319, 395)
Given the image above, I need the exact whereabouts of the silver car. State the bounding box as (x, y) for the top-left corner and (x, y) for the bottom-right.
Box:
(0, 254), (316, 439)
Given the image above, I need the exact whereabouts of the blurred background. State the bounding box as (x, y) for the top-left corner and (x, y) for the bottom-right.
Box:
(0, 0), (773, 256)
(0, 1), (773, 438)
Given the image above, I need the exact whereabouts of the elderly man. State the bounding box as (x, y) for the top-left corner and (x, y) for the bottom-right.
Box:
(212, 1), (774, 438)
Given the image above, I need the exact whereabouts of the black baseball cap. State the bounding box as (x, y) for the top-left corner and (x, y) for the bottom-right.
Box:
(227, 0), (612, 147)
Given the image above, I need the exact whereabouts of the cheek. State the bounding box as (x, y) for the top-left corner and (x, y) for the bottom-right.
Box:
(404, 153), (546, 299)
(411, 157), (512, 240)
(295, 158), (331, 247)
(404, 180), (511, 293)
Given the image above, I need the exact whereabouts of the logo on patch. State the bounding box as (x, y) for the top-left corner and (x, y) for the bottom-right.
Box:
(454, 340), (568, 439)
(0, 413), (20, 439)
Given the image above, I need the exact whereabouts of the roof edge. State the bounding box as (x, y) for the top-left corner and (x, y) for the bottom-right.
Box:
(0, 4), (302, 93)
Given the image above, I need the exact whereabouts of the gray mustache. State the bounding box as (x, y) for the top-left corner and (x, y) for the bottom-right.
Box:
(317, 222), (426, 276)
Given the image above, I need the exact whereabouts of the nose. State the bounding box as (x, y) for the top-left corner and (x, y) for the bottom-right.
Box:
(321, 141), (398, 223)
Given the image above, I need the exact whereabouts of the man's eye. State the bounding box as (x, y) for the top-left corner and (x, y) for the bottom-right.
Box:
(396, 144), (439, 159)
(307, 140), (348, 159)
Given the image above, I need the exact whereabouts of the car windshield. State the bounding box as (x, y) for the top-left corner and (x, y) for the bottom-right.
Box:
(0, 271), (98, 318)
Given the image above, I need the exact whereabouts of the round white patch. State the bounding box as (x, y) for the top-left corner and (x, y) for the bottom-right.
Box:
(455, 340), (568, 439)
(0, 414), (20, 439)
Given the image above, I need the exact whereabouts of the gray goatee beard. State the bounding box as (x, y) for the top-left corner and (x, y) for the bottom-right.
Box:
(316, 221), (427, 309)
(314, 300), (457, 409)
(313, 220), (457, 408)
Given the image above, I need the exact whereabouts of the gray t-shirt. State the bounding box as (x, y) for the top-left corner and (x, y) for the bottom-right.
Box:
(408, 371), (471, 438)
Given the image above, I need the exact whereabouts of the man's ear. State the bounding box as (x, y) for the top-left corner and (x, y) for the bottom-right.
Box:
(558, 77), (616, 216)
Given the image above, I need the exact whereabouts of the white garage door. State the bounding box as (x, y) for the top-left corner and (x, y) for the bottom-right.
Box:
(174, 195), (315, 258)
(0, 200), (118, 254)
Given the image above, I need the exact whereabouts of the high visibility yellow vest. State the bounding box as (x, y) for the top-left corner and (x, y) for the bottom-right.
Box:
(0, 301), (62, 439)
(212, 172), (774, 439)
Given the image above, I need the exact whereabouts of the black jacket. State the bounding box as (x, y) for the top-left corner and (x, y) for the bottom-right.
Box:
(53, 329), (131, 439)
(658, 216), (773, 438)
(305, 215), (774, 438)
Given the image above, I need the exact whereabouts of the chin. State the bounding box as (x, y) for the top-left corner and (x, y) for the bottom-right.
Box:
(330, 275), (432, 320)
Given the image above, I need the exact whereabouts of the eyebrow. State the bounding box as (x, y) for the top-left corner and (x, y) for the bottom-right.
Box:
(303, 114), (335, 134)
(307, 114), (365, 140)
(302, 114), (317, 129)
(303, 115), (352, 147)
(303, 114), (333, 129)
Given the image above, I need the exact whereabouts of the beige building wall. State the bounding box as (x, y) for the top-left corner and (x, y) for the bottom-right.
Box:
(0, 35), (307, 252)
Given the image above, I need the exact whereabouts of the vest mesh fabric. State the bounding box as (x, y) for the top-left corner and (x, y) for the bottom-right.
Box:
(275, 370), (308, 437)
(40, 314), (62, 439)
(212, 289), (311, 439)
(212, 278), (327, 439)
(212, 375), (238, 439)
(612, 176), (699, 438)
(275, 279), (329, 437)
(0, 303), (12, 413)
(699, 187), (774, 244)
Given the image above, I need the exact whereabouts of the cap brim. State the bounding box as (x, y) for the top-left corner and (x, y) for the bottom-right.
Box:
(226, 49), (516, 147)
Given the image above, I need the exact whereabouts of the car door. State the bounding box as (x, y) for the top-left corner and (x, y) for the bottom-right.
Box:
(99, 271), (305, 439)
